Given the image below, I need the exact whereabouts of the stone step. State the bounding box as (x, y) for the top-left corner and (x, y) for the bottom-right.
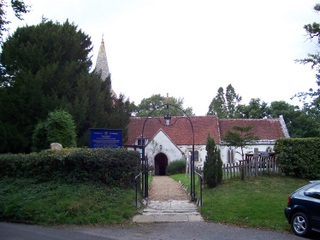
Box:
(132, 200), (204, 223)
(143, 209), (200, 214)
(133, 213), (203, 223)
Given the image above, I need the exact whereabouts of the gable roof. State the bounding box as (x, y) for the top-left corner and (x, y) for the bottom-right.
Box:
(219, 118), (286, 141)
(126, 116), (220, 145)
(146, 129), (183, 155)
(126, 116), (288, 147)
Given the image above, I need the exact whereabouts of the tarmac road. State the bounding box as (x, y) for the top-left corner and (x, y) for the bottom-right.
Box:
(1, 221), (316, 240)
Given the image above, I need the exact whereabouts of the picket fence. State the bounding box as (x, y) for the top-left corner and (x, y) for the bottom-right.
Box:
(222, 153), (280, 180)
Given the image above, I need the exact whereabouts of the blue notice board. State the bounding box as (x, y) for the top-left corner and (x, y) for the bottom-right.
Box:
(90, 129), (122, 148)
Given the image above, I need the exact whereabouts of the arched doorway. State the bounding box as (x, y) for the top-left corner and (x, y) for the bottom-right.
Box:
(154, 153), (168, 175)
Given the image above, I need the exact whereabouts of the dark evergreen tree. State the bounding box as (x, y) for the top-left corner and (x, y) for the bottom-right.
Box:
(0, 19), (131, 153)
(203, 134), (222, 188)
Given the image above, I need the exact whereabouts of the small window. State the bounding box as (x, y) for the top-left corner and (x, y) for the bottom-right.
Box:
(227, 148), (234, 164)
(136, 138), (147, 146)
(189, 150), (199, 161)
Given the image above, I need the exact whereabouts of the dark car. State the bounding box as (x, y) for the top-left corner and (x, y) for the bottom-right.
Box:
(284, 180), (320, 237)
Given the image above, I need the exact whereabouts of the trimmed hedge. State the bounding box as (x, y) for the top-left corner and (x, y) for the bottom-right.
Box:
(166, 159), (186, 175)
(274, 138), (320, 179)
(0, 148), (140, 187)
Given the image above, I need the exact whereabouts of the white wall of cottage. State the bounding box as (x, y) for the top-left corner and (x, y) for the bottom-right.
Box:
(219, 142), (275, 163)
(143, 131), (277, 169)
(145, 130), (182, 167)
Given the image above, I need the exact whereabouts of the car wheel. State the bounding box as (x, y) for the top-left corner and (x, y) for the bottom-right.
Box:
(291, 212), (310, 237)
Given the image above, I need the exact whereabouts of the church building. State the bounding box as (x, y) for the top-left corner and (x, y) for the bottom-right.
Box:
(94, 37), (290, 175)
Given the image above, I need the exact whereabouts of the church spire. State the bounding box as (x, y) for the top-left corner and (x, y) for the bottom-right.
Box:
(95, 35), (110, 81)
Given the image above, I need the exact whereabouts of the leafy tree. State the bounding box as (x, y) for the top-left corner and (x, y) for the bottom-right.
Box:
(269, 101), (320, 138)
(223, 126), (259, 161)
(32, 110), (76, 151)
(135, 94), (194, 117)
(0, 19), (131, 153)
(294, 3), (320, 124)
(207, 84), (242, 118)
(203, 134), (222, 188)
(0, 0), (29, 42)
(236, 98), (270, 119)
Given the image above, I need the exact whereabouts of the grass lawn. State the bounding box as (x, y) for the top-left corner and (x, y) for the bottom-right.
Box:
(171, 173), (309, 232)
(0, 177), (137, 225)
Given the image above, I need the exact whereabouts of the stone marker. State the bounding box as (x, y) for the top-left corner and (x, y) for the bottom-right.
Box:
(50, 143), (63, 150)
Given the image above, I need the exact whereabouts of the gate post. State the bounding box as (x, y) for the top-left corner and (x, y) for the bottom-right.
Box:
(141, 146), (148, 198)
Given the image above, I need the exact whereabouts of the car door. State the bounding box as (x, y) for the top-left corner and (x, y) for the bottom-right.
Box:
(304, 183), (320, 229)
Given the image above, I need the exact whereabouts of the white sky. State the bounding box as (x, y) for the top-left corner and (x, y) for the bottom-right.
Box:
(5, 0), (320, 115)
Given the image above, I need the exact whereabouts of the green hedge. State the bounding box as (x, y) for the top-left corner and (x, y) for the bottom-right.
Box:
(167, 159), (186, 175)
(274, 138), (320, 179)
(0, 148), (140, 187)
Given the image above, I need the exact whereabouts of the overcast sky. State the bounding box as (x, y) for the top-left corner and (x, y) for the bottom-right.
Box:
(5, 0), (320, 115)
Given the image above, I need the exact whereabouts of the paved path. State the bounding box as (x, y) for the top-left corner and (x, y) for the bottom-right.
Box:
(0, 222), (307, 240)
(133, 176), (203, 223)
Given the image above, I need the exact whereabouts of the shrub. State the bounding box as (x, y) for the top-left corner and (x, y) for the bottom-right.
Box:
(32, 110), (77, 151)
(167, 159), (186, 175)
(275, 137), (320, 179)
(0, 148), (141, 187)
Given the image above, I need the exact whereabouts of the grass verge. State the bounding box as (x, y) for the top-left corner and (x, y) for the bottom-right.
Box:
(0, 177), (137, 225)
(170, 173), (308, 232)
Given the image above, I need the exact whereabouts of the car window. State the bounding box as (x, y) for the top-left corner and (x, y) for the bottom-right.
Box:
(304, 184), (320, 199)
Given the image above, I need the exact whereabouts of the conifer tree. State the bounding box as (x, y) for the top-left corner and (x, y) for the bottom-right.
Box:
(203, 134), (222, 188)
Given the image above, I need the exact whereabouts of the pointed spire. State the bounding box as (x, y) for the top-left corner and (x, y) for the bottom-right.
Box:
(94, 35), (117, 99)
(95, 35), (110, 81)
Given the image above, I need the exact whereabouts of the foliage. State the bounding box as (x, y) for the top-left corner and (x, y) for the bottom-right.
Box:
(0, 0), (29, 42)
(203, 134), (222, 188)
(32, 121), (48, 152)
(0, 19), (132, 153)
(0, 178), (137, 224)
(171, 174), (308, 232)
(32, 110), (77, 151)
(0, 148), (141, 187)
(201, 175), (309, 232)
(207, 84), (242, 117)
(166, 159), (186, 175)
(223, 125), (259, 160)
(134, 94), (194, 117)
(207, 83), (319, 138)
(274, 138), (320, 179)
(236, 98), (270, 119)
(269, 101), (320, 138)
(294, 3), (320, 127)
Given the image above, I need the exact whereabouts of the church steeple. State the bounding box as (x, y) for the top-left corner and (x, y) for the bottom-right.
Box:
(95, 36), (117, 98)
(95, 36), (110, 81)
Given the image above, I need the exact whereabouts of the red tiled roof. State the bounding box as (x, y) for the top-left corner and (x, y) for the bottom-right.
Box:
(219, 118), (285, 140)
(126, 116), (286, 146)
(126, 116), (220, 145)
